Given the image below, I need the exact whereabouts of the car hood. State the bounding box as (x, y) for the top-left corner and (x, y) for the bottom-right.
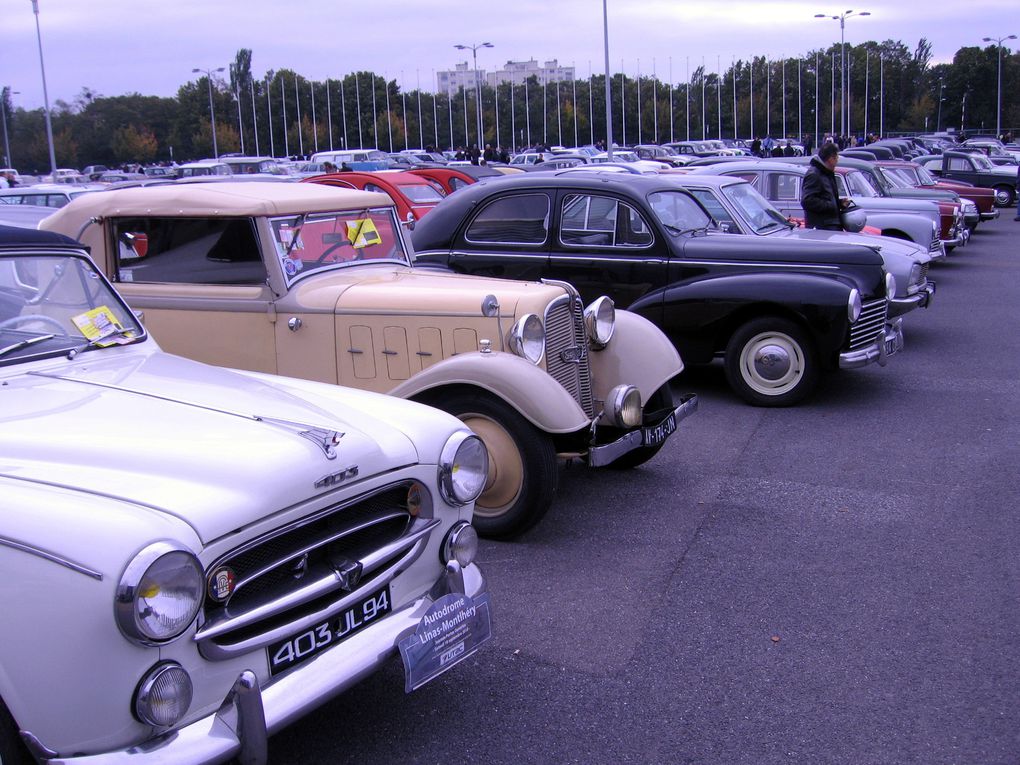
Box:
(0, 349), (419, 544)
(693, 231), (883, 266)
(325, 264), (568, 317)
(782, 227), (930, 264)
(850, 196), (939, 217)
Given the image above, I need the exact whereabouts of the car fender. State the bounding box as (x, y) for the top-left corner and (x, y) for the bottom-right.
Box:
(388, 351), (591, 434)
(590, 309), (684, 404)
(860, 212), (933, 246)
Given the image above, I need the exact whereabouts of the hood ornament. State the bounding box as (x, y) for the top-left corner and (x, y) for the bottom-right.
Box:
(255, 416), (344, 460)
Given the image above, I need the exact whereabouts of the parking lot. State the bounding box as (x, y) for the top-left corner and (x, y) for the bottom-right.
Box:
(270, 214), (1020, 764)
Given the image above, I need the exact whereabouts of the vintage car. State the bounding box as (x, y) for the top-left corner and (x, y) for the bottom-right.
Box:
(305, 170), (447, 222)
(664, 174), (936, 318)
(874, 160), (998, 227)
(309, 149), (397, 172)
(412, 173), (903, 407)
(41, 182), (694, 539)
(0, 225), (490, 762)
(0, 183), (104, 209)
(176, 161), (232, 178)
(695, 161), (948, 260)
(409, 166), (501, 195)
(918, 151), (1019, 207)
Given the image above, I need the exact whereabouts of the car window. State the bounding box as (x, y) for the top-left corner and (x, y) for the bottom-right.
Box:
(466, 194), (550, 245)
(687, 189), (736, 226)
(770, 173), (801, 201)
(397, 184), (444, 204)
(723, 183), (790, 232)
(948, 157), (971, 172)
(724, 171), (760, 190)
(560, 194), (653, 248)
(450, 177), (470, 191)
(845, 171), (878, 197)
(112, 217), (268, 285)
(646, 190), (711, 233)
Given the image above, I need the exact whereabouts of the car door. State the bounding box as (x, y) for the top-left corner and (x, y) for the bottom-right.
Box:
(449, 191), (552, 282)
(546, 189), (670, 320)
(946, 155), (980, 186)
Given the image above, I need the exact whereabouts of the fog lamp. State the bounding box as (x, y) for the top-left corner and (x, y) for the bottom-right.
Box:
(605, 385), (642, 428)
(134, 662), (193, 728)
(442, 521), (479, 566)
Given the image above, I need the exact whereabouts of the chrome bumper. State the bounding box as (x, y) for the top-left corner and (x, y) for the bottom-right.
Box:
(941, 230), (967, 248)
(41, 562), (487, 765)
(888, 281), (936, 317)
(588, 393), (699, 467)
(839, 319), (904, 370)
(980, 209), (1000, 220)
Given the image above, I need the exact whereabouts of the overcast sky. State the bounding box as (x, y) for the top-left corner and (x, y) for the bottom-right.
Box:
(5, 0), (1016, 110)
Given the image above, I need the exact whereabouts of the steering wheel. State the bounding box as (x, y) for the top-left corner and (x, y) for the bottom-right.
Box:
(314, 242), (347, 265)
(0, 314), (68, 334)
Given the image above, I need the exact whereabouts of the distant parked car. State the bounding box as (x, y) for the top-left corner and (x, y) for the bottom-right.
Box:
(306, 170), (446, 222)
(0, 224), (491, 763)
(176, 160), (232, 178)
(0, 183), (103, 208)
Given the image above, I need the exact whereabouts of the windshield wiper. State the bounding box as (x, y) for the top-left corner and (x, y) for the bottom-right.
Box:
(662, 223), (710, 236)
(0, 333), (56, 359)
(284, 214), (307, 258)
(66, 327), (139, 359)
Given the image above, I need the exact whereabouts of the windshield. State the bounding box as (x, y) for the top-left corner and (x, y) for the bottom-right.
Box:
(0, 252), (144, 366)
(396, 184), (445, 204)
(843, 171), (879, 197)
(269, 206), (410, 286)
(886, 166), (921, 186)
(646, 190), (712, 232)
(720, 182), (790, 233)
(971, 154), (994, 170)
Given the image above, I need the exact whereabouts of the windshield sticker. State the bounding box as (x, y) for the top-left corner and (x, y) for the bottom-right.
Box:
(71, 306), (135, 347)
(347, 218), (381, 248)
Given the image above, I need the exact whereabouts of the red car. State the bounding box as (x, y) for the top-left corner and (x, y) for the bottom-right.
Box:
(875, 159), (998, 230)
(408, 166), (502, 196)
(305, 170), (446, 221)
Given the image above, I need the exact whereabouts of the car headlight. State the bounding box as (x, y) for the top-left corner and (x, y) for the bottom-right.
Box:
(848, 288), (862, 322)
(604, 384), (642, 428)
(441, 521), (479, 566)
(885, 273), (897, 300)
(507, 314), (544, 364)
(909, 263), (923, 289)
(134, 662), (193, 728)
(116, 543), (204, 645)
(439, 432), (489, 506)
(584, 296), (616, 348)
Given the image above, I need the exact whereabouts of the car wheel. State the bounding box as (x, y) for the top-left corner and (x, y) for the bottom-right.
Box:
(724, 317), (818, 407)
(424, 390), (557, 539)
(0, 699), (31, 765)
(993, 184), (1016, 207)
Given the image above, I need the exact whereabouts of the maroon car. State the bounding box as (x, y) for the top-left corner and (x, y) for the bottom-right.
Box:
(876, 160), (998, 230)
(305, 170), (446, 222)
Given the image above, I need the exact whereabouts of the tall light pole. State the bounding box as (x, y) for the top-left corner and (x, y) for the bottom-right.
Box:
(193, 66), (226, 158)
(30, 1), (57, 176)
(454, 42), (493, 148)
(602, 0), (614, 158)
(936, 76), (945, 133)
(815, 9), (871, 137)
(982, 34), (1017, 138)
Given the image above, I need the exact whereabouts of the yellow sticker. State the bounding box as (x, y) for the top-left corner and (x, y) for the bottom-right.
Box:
(71, 306), (134, 347)
(346, 218), (381, 248)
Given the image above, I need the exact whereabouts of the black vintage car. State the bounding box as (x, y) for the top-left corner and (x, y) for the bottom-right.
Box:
(413, 172), (902, 406)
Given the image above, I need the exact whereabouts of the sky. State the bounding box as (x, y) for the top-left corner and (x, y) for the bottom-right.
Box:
(4, 0), (1016, 110)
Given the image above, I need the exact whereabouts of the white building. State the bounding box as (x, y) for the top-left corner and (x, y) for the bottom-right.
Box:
(436, 59), (576, 92)
(436, 63), (485, 93)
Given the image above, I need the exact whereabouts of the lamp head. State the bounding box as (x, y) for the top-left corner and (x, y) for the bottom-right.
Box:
(454, 44), (467, 50)
(482, 42), (494, 48)
(859, 11), (871, 16)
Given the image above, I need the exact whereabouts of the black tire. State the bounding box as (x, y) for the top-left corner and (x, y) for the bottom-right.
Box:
(0, 698), (31, 765)
(724, 317), (819, 407)
(993, 184), (1016, 207)
(423, 390), (557, 539)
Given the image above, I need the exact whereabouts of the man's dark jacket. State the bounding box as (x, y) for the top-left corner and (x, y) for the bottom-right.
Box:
(801, 155), (842, 230)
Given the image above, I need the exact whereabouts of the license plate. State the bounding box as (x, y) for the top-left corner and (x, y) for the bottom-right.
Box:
(267, 587), (391, 677)
(643, 412), (677, 447)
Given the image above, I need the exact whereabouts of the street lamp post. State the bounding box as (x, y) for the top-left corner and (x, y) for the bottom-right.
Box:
(29, 0), (57, 176)
(454, 42), (493, 150)
(982, 34), (1017, 139)
(1, 89), (20, 169)
(936, 77), (945, 133)
(193, 66), (226, 158)
(815, 9), (871, 138)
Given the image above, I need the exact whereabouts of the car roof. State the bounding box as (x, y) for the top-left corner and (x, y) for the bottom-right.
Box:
(0, 223), (79, 247)
(41, 181), (391, 220)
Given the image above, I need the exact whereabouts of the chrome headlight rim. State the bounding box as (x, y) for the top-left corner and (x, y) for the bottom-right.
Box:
(134, 661), (193, 729)
(584, 295), (616, 349)
(885, 273), (897, 300)
(115, 542), (204, 646)
(507, 313), (545, 365)
(848, 288), (863, 322)
(441, 521), (479, 566)
(604, 384), (643, 428)
(439, 432), (489, 507)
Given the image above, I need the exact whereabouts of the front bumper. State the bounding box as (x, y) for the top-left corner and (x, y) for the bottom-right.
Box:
(889, 281), (936, 317)
(928, 240), (947, 261)
(588, 393), (699, 467)
(41, 562), (487, 765)
(979, 208), (1000, 220)
(839, 319), (904, 370)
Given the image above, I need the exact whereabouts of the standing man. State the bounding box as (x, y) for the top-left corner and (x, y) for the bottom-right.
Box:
(800, 142), (846, 231)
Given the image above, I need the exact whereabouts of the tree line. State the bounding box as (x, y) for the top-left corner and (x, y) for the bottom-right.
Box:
(2, 39), (1016, 172)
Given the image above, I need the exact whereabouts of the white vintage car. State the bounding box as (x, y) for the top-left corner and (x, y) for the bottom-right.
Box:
(0, 226), (490, 763)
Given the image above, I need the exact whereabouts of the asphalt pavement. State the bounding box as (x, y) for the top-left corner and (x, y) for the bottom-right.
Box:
(269, 213), (1020, 765)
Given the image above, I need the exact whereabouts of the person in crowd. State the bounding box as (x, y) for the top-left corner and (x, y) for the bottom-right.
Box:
(322, 162), (337, 174)
(771, 140), (784, 158)
(468, 144), (481, 165)
(783, 141), (796, 157)
(801, 142), (847, 231)
(483, 144), (496, 163)
(750, 136), (762, 157)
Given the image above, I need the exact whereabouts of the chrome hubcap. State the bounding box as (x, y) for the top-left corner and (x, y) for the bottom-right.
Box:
(753, 344), (792, 381)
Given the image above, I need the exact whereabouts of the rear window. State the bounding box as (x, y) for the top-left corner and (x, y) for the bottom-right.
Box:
(466, 194), (550, 245)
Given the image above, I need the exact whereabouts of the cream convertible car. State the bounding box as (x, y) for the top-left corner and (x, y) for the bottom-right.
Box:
(43, 183), (697, 539)
(0, 226), (490, 762)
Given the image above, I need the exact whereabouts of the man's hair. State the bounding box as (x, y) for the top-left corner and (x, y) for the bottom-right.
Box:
(818, 143), (839, 162)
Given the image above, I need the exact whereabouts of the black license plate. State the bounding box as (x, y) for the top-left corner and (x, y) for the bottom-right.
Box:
(268, 587), (391, 677)
(643, 412), (677, 447)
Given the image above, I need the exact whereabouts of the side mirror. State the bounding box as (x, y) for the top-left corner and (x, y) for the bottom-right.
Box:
(403, 211), (415, 231)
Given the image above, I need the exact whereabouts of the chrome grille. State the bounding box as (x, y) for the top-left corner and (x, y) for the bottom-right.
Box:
(919, 262), (930, 282)
(196, 481), (434, 659)
(544, 295), (595, 418)
(848, 298), (889, 351)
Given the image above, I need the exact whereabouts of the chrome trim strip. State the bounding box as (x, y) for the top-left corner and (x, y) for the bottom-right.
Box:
(0, 537), (103, 580)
